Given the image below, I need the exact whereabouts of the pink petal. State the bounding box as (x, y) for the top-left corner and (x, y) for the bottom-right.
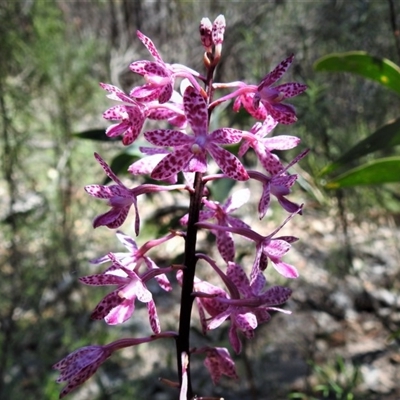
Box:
(129, 60), (149, 75)
(147, 300), (161, 334)
(91, 290), (124, 320)
(258, 54), (294, 90)
(79, 274), (127, 286)
(93, 206), (130, 229)
(105, 298), (134, 324)
(260, 286), (292, 304)
(137, 30), (164, 63)
(210, 128), (244, 144)
(258, 182), (271, 219)
(266, 239), (291, 257)
(216, 231), (235, 263)
(208, 144), (249, 181)
(250, 271), (267, 295)
(240, 92), (268, 120)
(229, 324), (242, 354)
(100, 82), (135, 104)
(151, 147), (193, 180)
(85, 184), (114, 199)
(271, 260), (299, 279)
(208, 309), (231, 330)
(116, 230), (138, 251)
(236, 312), (257, 331)
(144, 129), (192, 146)
(263, 135), (300, 150)
(225, 188), (250, 212)
(183, 86), (208, 135)
(266, 102), (298, 125)
(158, 82), (173, 103)
(227, 262), (251, 296)
(275, 82), (307, 98)
(255, 145), (283, 175)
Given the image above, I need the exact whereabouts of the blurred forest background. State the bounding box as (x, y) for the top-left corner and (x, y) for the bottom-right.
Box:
(1, 1), (400, 399)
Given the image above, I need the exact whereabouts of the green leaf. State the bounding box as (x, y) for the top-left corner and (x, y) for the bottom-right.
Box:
(320, 117), (400, 176)
(73, 128), (120, 141)
(314, 51), (400, 95)
(324, 157), (400, 189)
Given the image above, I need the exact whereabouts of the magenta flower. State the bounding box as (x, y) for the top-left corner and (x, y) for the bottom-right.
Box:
(91, 230), (176, 292)
(248, 148), (309, 217)
(144, 86), (249, 181)
(240, 116), (301, 175)
(197, 208), (301, 281)
(211, 55), (306, 124)
(53, 344), (112, 398)
(100, 83), (149, 146)
(80, 253), (175, 332)
(193, 346), (238, 384)
(181, 188), (251, 262)
(193, 257), (292, 353)
(147, 89), (188, 129)
(85, 152), (185, 234)
(130, 31), (204, 103)
(54, 335), (175, 398)
(101, 83), (187, 146)
(254, 54), (307, 124)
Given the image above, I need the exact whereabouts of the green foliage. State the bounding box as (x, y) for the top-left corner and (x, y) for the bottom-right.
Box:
(325, 156), (400, 188)
(314, 51), (400, 96)
(319, 117), (400, 177)
(290, 356), (362, 400)
(314, 51), (400, 190)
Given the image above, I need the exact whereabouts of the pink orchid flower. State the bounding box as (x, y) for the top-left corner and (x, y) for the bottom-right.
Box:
(211, 55), (307, 124)
(80, 253), (177, 332)
(192, 256), (292, 353)
(54, 335), (175, 398)
(181, 188), (251, 262)
(197, 207), (302, 281)
(130, 31), (205, 103)
(85, 152), (185, 233)
(144, 86), (249, 181)
(240, 115), (301, 175)
(193, 346), (238, 384)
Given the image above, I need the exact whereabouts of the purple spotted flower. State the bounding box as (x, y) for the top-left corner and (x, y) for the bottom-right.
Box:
(130, 31), (205, 103)
(211, 55), (306, 124)
(54, 335), (175, 398)
(181, 188), (251, 262)
(100, 83), (148, 146)
(101, 83), (187, 146)
(193, 255), (292, 353)
(91, 230), (177, 292)
(85, 152), (185, 233)
(240, 115), (301, 175)
(254, 54), (307, 124)
(197, 208), (302, 281)
(248, 148), (309, 217)
(193, 346), (238, 384)
(80, 253), (176, 332)
(53, 344), (112, 398)
(144, 86), (249, 181)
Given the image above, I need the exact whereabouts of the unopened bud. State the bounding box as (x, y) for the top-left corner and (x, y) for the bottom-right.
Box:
(212, 15), (226, 46)
(199, 17), (213, 51)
